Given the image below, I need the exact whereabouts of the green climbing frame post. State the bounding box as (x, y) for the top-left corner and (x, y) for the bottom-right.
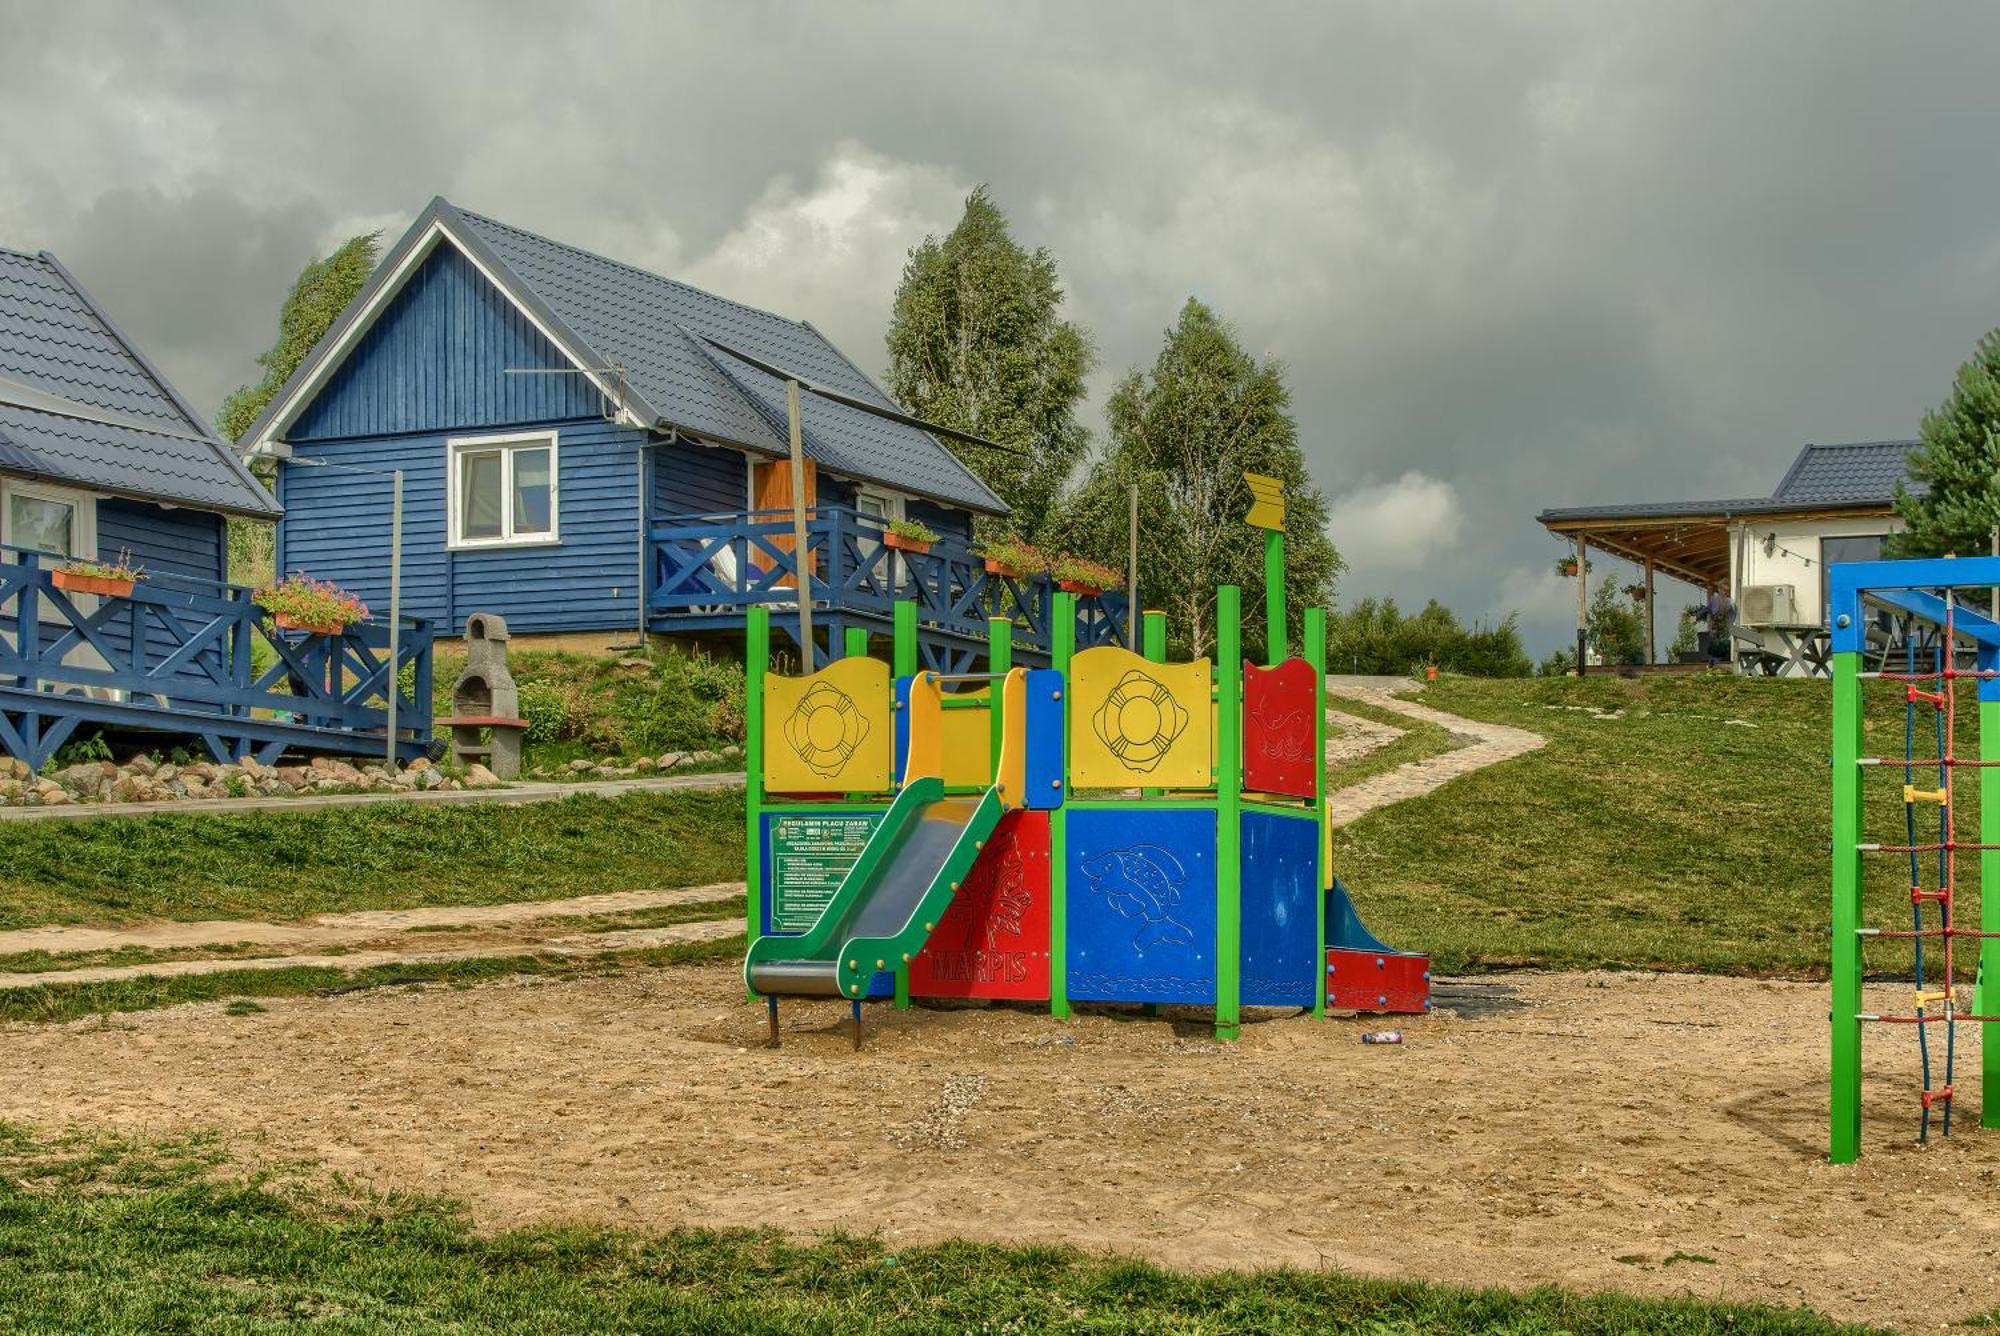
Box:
(1829, 648), (1864, 1163)
(1305, 604), (1328, 1019)
(889, 603), (916, 1010)
(1984, 687), (2000, 1129)
(1216, 585), (1243, 1041)
(1141, 608), (1167, 1016)
(1265, 529), (1286, 665)
(988, 616), (1011, 778)
(1049, 592), (1077, 1020)
(745, 607), (770, 990)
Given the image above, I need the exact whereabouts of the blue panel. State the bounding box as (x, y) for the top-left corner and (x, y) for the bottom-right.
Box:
(1023, 668), (1064, 809)
(1240, 810), (1318, 1008)
(1066, 806), (1217, 1004)
(291, 246), (605, 441)
(278, 417), (646, 636)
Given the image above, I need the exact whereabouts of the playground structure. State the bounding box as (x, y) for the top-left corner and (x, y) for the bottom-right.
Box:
(1828, 555), (2000, 1162)
(742, 478), (1429, 1044)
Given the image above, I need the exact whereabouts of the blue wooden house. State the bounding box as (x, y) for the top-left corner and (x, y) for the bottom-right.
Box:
(243, 198), (1125, 668)
(0, 245), (431, 768)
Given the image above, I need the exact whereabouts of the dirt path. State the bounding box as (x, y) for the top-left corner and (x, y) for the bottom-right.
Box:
(3, 965), (1991, 1329)
(1323, 708), (1404, 765)
(1325, 680), (1544, 826)
(0, 883), (745, 988)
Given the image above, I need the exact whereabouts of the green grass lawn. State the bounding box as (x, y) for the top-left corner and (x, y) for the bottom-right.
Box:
(0, 790), (744, 931)
(1343, 671), (1984, 978)
(0, 1124), (1867, 1335)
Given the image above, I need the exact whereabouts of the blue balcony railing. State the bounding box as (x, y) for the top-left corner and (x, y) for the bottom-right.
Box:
(0, 545), (433, 767)
(646, 506), (1129, 662)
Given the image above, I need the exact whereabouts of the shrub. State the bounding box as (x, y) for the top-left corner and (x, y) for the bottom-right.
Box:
(1328, 597), (1532, 677)
(514, 679), (577, 745)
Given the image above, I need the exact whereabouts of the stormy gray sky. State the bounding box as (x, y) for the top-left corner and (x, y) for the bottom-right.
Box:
(7, 2), (1999, 653)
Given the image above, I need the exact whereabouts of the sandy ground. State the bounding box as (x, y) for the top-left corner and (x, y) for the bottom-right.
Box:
(4, 965), (1996, 1329)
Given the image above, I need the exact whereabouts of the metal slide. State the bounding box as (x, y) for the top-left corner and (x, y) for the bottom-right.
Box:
(746, 776), (1003, 1003)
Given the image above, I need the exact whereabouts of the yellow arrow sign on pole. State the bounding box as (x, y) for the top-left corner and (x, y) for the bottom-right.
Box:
(1243, 472), (1285, 531)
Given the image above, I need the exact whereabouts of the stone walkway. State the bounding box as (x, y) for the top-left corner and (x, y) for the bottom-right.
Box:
(0, 770), (745, 824)
(1323, 679), (1545, 827)
(1323, 707), (1405, 764)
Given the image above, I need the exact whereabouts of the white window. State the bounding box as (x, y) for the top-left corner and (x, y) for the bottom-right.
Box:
(1, 479), (95, 560)
(447, 433), (558, 549)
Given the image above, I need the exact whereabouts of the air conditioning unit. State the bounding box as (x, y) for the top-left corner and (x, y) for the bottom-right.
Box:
(1740, 584), (1799, 627)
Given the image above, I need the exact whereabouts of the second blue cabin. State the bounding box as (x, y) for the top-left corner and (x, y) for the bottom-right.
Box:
(243, 198), (1127, 668)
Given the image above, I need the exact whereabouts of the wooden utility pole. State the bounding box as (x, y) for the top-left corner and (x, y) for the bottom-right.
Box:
(785, 379), (813, 661)
(1127, 482), (1140, 644)
(1575, 534), (1589, 676)
(1644, 556), (1656, 665)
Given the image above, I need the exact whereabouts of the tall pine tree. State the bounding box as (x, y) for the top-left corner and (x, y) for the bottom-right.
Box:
(1047, 298), (1342, 658)
(1891, 328), (2000, 556)
(885, 188), (1094, 540)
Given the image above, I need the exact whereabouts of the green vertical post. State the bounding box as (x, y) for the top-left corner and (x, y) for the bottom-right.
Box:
(893, 601), (918, 679)
(744, 608), (769, 990)
(1982, 686), (2000, 1128)
(1141, 608), (1167, 1017)
(843, 626), (868, 660)
(1264, 529), (1286, 664)
(988, 616), (1011, 780)
(1829, 649), (1864, 1163)
(889, 603), (916, 1010)
(1049, 592), (1077, 1020)
(1305, 604), (1328, 1019)
(1216, 585), (1243, 1041)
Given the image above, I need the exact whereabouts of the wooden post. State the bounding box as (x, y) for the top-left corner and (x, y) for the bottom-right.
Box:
(1127, 481), (1140, 646)
(1574, 534), (1588, 677)
(1643, 556), (1656, 666)
(785, 379), (814, 664)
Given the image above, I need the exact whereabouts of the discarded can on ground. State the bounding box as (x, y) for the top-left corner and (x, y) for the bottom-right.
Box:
(1360, 1030), (1403, 1045)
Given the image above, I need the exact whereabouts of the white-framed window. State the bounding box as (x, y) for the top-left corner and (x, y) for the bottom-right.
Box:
(446, 432), (558, 549)
(0, 478), (96, 561)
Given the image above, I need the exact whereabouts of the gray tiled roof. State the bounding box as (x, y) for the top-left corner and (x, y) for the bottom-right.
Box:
(0, 247), (279, 517)
(451, 204), (1005, 515)
(249, 199), (1005, 515)
(1539, 440), (1920, 527)
(1769, 440), (1921, 505)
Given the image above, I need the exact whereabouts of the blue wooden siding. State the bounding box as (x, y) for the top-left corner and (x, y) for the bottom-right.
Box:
(278, 417), (646, 636)
(290, 244), (605, 442)
(652, 438), (745, 518)
(97, 498), (225, 581)
(908, 498), (971, 544)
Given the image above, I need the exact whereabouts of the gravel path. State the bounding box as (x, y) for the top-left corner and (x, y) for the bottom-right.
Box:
(1325, 680), (1545, 827)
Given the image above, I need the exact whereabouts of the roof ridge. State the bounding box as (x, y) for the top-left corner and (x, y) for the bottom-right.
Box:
(0, 245), (51, 264)
(451, 203), (818, 333)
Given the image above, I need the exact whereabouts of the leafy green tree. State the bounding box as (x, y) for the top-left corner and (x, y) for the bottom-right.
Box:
(1891, 328), (2000, 556)
(1327, 596), (1531, 676)
(885, 188), (1094, 540)
(216, 232), (381, 443)
(215, 232), (379, 583)
(1586, 576), (1646, 666)
(1047, 298), (1342, 659)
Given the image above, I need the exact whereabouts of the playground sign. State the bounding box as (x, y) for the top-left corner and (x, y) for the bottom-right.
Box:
(767, 812), (882, 932)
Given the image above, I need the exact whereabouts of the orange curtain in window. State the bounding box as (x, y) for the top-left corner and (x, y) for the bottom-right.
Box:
(751, 457), (816, 587)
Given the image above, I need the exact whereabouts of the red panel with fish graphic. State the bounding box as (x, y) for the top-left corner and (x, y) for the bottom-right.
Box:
(909, 810), (1051, 1001)
(1242, 656), (1318, 799)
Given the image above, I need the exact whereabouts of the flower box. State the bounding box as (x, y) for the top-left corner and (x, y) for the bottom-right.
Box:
(985, 558), (1023, 578)
(273, 612), (349, 636)
(883, 531), (932, 555)
(52, 570), (135, 598)
(1057, 579), (1104, 596)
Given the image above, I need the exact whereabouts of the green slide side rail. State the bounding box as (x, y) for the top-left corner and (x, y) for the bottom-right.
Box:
(832, 785), (1005, 998)
(745, 778), (946, 986)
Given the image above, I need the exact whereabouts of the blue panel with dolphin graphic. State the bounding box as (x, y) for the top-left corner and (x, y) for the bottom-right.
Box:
(1065, 806), (1218, 1004)
(1239, 810), (1319, 1007)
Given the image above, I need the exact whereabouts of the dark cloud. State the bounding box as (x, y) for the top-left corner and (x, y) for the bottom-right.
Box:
(5, 1), (1999, 651)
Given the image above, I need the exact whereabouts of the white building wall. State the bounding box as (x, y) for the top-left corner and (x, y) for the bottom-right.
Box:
(1729, 515), (1901, 627)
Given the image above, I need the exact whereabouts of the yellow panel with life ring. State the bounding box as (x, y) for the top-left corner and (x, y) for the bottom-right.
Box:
(763, 657), (893, 794)
(1069, 646), (1212, 790)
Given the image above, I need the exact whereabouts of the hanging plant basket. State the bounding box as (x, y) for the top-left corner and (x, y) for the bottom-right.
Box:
(984, 558), (1023, 578)
(273, 612), (350, 636)
(883, 531), (932, 555)
(1053, 556), (1121, 598)
(52, 569), (136, 598)
(1057, 579), (1105, 596)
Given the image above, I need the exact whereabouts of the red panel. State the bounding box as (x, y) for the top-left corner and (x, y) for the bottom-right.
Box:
(1325, 947), (1431, 1014)
(1243, 656), (1318, 798)
(910, 810), (1051, 1000)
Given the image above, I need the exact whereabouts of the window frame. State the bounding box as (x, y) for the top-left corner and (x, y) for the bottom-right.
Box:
(0, 477), (97, 561)
(445, 431), (560, 551)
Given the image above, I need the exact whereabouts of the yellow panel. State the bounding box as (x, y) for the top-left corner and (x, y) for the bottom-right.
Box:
(938, 686), (993, 790)
(902, 671), (943, 785)
(1070, 646), (1212, 790)
(994, 669), (1026, 810)
(763, 657), (892, 794)
(1243, 471), (1286, 531)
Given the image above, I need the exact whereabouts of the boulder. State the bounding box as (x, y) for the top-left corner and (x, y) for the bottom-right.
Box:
(463, 763), (501, 788)
(126, 753), (158, 776)
(721, 744), (743, 760)
(406, 755), (433, 773)
(656, 752), (685, 770)
(567, 759), (595, 773)
(277, 766), (311, 789)
(688, 750), (724, 766)
(110, 774), (146, 802)
(0, 756), (30, 782)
